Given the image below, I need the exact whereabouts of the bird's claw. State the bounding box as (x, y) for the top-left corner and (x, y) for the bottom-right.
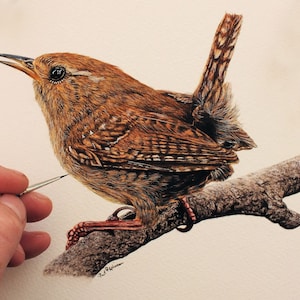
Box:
(177, 196), (196, 232)
(107, 205), (136, 221)
(66, 206), (141, 250)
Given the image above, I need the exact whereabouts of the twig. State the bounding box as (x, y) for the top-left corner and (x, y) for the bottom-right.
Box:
(44, 155), (300, 277)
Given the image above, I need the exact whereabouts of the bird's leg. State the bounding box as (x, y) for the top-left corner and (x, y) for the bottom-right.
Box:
(66, 206), (142, 250)
(177, 196), (196, 232)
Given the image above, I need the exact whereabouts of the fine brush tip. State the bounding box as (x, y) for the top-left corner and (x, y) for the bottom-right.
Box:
(19, 174), (68, 196)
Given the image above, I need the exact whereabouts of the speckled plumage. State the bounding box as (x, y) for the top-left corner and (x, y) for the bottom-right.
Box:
(0, 14), (255, 246)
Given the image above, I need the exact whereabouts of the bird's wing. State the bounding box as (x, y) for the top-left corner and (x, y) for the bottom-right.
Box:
(66, 109), (238, 173)
(156, 90), (192, 104)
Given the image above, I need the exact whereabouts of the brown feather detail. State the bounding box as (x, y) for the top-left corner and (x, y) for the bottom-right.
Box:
(192, 14), (256, 150)
(66, 107), (238, 172)
(193, 14), (242, 105)
(0, 13), (255, 231)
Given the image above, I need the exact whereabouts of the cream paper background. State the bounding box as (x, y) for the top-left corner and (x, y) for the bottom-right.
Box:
(0, 1), (300, 299)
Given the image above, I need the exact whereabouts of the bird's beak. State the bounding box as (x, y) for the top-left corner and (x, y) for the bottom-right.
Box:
(0, 53), (39, 81)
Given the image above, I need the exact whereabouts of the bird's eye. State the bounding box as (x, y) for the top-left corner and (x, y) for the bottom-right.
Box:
(49, 66), (66, 83)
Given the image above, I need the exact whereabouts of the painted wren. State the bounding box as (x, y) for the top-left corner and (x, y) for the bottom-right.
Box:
(0, 14), (255, 249)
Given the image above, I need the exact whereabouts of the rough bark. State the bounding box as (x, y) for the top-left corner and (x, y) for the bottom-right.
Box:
(44, 155), (300, 277)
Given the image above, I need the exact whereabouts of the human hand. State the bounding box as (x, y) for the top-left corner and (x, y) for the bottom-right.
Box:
(0, 166), (52, 279)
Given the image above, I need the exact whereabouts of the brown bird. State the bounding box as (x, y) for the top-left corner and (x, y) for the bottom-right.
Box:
(0, 14), (255, 249)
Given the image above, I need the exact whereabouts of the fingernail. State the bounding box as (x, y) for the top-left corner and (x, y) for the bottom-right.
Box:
(10, 168), (26, 177)
(29, 192), (51, 202)
(1, 166), (26, 177)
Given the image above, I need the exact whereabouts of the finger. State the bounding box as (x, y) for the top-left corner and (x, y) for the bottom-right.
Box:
(20, 192), (53, 222)
(7, 244), (25, 267)
(0, 195), (26, 277)
(20, 231), (51, 259)
(0, 166), (28, 194)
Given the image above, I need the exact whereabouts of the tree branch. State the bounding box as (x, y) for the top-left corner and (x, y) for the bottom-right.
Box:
(44, 155), (300, 277)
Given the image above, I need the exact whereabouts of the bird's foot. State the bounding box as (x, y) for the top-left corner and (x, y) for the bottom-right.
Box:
(177, 196), (196, 232)
(107, 205), (137, 221)
(66, 206), (142, 250)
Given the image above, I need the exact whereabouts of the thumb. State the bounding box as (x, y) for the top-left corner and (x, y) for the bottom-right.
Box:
(0, 194), (26, 278)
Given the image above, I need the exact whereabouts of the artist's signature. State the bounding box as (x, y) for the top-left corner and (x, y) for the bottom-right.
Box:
(97, 261), (124, 278)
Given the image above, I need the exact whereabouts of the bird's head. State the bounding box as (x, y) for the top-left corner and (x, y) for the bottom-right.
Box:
(0, 52), (128, 127)
(0, 51), (121, 78)
(0, 52), (111, 92)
